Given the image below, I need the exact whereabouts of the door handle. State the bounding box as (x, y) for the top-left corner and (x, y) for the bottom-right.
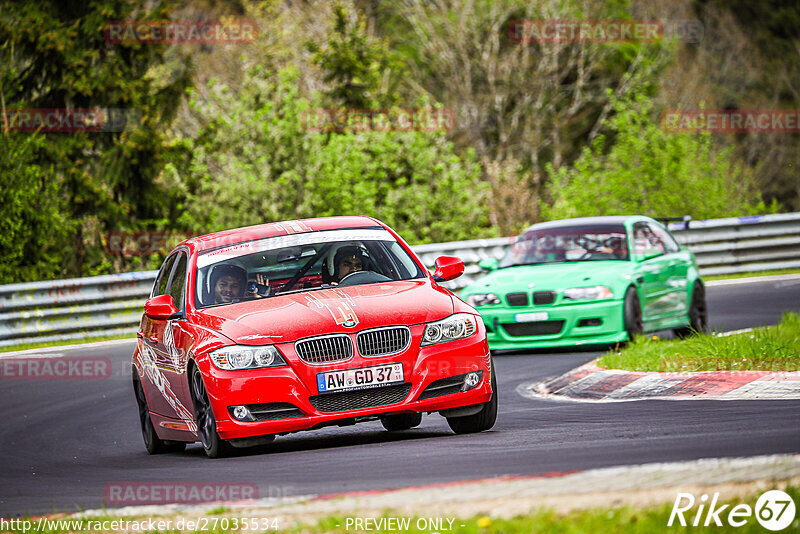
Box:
(636, 277), (644, 283)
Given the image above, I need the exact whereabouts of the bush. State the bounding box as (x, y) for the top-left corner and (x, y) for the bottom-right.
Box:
(173, 65), (493, 244)
(542, 91), (777, 221)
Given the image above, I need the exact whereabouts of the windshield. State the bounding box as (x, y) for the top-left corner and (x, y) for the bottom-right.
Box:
(195, 228), (425, 307)
(499, 224), (629, 268)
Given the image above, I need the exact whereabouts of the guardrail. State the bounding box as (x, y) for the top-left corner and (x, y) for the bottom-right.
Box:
(1, 212), (798, 347)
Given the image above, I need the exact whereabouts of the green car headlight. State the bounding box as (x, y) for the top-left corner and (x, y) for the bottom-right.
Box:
(466, 293), (501, 307)
(422, 313), (477, 346)
(210, 345), (287, 370)
(563, 286), (613, 301)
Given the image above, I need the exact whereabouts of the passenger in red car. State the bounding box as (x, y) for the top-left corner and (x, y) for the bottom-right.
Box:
(210, 264), (247, 304)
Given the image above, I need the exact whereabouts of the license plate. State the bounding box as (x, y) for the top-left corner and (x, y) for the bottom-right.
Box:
(515, 312), (549, 322)
(317, 363), (404, 394)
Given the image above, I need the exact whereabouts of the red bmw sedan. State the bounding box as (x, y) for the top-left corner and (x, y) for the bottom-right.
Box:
(132, 217), (496, 457)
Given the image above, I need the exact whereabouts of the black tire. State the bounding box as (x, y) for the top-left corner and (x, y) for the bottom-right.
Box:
(190, 365), (233, 458)
(446, 363), (498, 435)
(674, 282), (708, 338)
(623, 286), (644, 341)
(381, 413), (422, 431)
(133, 372), (186, 454)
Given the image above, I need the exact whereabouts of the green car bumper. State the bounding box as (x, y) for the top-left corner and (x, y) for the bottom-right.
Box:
(477, 298), (629, 351)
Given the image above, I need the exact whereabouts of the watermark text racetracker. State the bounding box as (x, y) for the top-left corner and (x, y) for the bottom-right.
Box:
(104, 481), (270, 506)
(301, 108), (455, 133)
(103, 20), (258, 44)
(508, 19), (703, 43)
(662, 110), (800, 133)
(105, 232), (195, 256)
(2, 109), (140, 133)
(0, 357), (111, 380)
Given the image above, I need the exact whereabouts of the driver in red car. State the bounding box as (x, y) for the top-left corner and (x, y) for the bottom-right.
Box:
(334, 246), (365, 281)
(321, 245), (369, 285)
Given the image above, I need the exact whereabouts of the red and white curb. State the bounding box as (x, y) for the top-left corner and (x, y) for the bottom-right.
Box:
(521, 361), (800, 402)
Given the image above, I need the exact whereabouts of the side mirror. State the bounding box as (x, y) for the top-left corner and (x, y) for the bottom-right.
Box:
(144, 294), (182, 320)
(432, 256), (465, 282)
(477, 257), (499, 271)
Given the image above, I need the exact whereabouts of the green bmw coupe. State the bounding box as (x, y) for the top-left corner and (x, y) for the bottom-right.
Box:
(461, 216), (708, 350)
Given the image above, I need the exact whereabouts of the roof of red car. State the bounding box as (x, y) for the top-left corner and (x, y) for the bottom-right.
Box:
(183, 216), (383, 252)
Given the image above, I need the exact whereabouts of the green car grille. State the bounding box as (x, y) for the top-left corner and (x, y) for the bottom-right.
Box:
(502, 320), (565, 337)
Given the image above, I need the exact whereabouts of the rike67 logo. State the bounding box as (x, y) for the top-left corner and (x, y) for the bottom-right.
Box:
(669, 490), (796, 531)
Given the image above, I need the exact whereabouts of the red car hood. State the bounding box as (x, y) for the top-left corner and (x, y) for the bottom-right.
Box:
(193, 280), (455, 345)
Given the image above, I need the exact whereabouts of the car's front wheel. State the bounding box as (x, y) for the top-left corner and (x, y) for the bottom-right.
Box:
(446, 363), (498, 435)
(133, 372), (186, 454)
(623, 286), (644, 341)
(674, 282), (708, 338)
(190, 365), (233, 459)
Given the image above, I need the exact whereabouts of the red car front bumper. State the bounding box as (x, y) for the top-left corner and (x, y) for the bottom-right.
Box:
(196, 324), (492, 440)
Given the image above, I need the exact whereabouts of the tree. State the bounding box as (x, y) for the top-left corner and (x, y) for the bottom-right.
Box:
(378, 0), (675, 233)
(172, 64), (492, 244)
(0, 0), (192, 279)
(0, 132), (70, 283)
(542, 90), (775, 220)
(306, 0), (405, 108)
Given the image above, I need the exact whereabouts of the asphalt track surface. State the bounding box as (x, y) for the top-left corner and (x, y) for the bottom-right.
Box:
(1, 277), (799, 516)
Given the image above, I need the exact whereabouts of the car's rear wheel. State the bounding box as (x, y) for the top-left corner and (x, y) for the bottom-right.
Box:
(446, 363), (498, 435)
(674, 282), (708, 338)
(623, 286), (643, 341)
(190, 365), (233, 459)
(381, 413), (422, 431)
(133, 372), (186, 454)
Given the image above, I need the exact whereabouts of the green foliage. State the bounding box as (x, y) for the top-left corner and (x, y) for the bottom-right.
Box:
(542, 90), (776, 221)
(0, 0), (192, 281)
(173, 65), (492, 244)
(0, 133), (70, 283)
(599, 312), (800, 372)
(306, 0), (406, 108)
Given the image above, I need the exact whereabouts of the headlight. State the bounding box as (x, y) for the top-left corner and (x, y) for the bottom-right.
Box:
(209, 345), (287, 370)
(466, 293), (500, 307)
(421, 313), (477, 346)
(563, 286), (613, 301)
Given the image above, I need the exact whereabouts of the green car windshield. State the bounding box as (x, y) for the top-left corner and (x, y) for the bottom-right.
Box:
(499, 224), (629, 268)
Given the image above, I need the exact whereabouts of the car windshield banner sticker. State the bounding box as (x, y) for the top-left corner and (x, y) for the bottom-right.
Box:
(197, 228), (392, 268)
(270, 220), (312, 234)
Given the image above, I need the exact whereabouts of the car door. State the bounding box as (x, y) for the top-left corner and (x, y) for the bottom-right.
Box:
(138, 250), (192, 423)
(648, 222), (690, 317)
(631, 222), (672, 322)
(160, 251), (197, 427)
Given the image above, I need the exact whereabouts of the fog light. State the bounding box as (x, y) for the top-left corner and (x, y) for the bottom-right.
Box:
(463, 372), (480, 390)
(232, 405), (249, 420)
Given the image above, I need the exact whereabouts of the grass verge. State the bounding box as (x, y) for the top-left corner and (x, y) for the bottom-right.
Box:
(6, 485), (797, 533)
(703, 268), (800, 282)
(599, 312), (800, 372)
(302, 487), (799, 533)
